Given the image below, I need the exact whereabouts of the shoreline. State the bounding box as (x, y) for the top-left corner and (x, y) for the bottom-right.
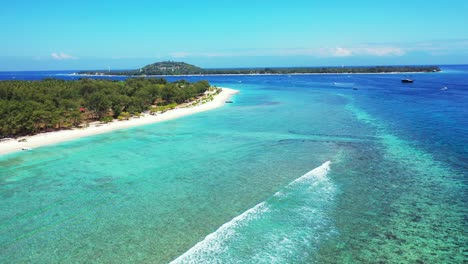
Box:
(0, 87), (239, 156)
(70, 71), (440, 78)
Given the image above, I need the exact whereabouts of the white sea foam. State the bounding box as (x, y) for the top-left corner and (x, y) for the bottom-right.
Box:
(273, 160), (331, 198)
(171, 161), (332, 263)
(171, 202), (269, 263)
(292, 160), (331, 183)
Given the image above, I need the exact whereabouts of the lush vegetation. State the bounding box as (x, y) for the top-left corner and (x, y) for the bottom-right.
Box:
(139, 61), (204, 75)
(203, 65), (441, 74)
(80, 61), (441, 76)
(0, 78), (210, 137)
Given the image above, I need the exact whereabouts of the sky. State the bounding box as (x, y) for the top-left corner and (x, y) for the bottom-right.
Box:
(1, 0), (467, 70)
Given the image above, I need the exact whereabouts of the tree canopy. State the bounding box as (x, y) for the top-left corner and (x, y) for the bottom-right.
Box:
(0, 78), (210, 137)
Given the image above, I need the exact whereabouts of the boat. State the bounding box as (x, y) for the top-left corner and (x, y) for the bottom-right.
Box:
(21, 147), (32, 151)
(441, 86), (448, 91)
(225, 100), (233, 103)
(401, 79), (414, 83)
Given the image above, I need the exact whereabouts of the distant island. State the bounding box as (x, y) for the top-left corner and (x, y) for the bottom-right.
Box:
(78, 61), (441, 76)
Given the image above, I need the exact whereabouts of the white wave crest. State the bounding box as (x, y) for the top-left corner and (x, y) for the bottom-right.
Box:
(292, 160), (331, 184)
(171, 161), (332, 263)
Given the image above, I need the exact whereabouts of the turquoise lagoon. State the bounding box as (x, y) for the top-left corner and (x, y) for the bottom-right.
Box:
(0, 66), (467, 263)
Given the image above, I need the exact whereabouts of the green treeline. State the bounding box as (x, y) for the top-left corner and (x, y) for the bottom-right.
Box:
(203, 65), (441, 74)
(79, 61), (441, 76)
(0, 78), (210, 137)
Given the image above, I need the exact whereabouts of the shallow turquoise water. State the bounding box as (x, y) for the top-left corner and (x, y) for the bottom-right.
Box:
(1, 67), (467, 263)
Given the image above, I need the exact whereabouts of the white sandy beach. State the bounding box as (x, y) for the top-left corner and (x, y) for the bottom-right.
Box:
(0, 87), (238, 156)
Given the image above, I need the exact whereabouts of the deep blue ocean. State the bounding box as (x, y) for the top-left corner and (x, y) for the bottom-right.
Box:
(0, 65), (467, 263)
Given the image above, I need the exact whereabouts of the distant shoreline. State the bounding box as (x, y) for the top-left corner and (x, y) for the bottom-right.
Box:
(0, 87), (239, 156)
(76, 62), (441, 77)
(71, 71), (440, 78)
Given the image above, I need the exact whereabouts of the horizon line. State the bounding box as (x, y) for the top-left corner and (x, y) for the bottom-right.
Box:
(1, 63), (467, 73)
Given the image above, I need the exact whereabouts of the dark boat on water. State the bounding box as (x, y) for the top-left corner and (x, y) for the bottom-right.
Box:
(401, 79), (414, 83)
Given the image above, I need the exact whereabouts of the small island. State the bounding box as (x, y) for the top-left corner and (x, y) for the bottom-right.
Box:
(79, 61), (441, 76)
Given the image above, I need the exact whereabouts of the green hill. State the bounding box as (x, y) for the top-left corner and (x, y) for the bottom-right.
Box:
(139, 61), (204, 75)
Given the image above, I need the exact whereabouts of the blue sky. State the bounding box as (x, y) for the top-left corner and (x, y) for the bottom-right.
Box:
(1, 0), (467, 70)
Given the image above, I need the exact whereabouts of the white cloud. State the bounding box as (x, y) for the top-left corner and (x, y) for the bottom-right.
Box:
(51, 52), (76, 60)
(358, 46), (405, 56)
(331, 47), (353, 57)
(317, 46), (405, 57)
(169, 45), (407, 59)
